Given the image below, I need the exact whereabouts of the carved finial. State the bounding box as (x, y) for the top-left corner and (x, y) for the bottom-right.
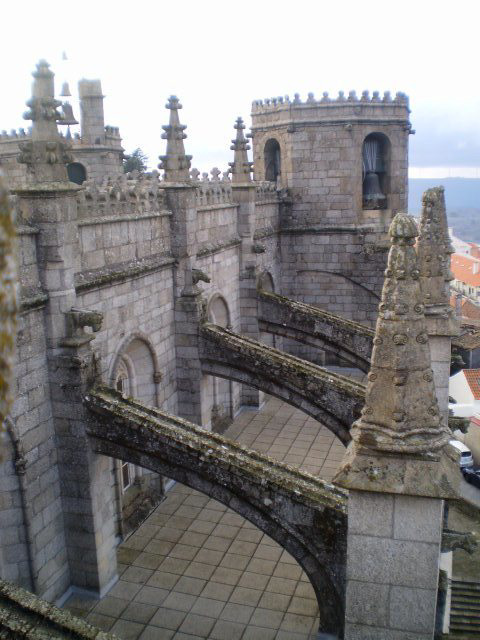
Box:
(19, 60), (73, 183)
(348, 213), (450, 456)
(158, 95), (192, 182)
(229, 117), (253, 184)
(334, 212), (453, 497)
(210, 167), (221, 182)
(190, 168), (200, 181)
(417, 187), (455, 308)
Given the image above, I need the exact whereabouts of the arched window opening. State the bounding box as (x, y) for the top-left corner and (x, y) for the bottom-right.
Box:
(264, 138), (281, 182)
(111, 337), (163, 535)
(115, 358), (130, 396)
(258, 271), (275, 293)
(67, 162), (87, 185)
(362, 133), (390, 209)
(206, 296), (233, 431)
(208, 295), (230, 329)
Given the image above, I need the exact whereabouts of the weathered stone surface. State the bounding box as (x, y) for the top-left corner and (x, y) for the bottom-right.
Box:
(258, 289), (373, 371)
(345, 580), (389, 627)
(389, 585), (437, 633)
(0, 177), (16, 433)
(199, 322), (366, 444)
(229, 117), (253, 183)
(0, 578), (118, 638)
(85, 385), (348, 636)
(335, 213), (456, 501)
(392, 494), (443, 543)
(159, 96), (192, 182)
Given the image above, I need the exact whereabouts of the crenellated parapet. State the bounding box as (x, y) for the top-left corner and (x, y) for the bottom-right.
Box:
(252, 89), (410, 123)
(255, 181), (279, 203)
(191, 167), (234, 207)
(76, 172), (166, 219)
(0, 128), (30, 140)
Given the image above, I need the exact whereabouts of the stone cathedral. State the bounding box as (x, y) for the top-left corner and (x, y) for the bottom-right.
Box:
(0, 61), (473, 639)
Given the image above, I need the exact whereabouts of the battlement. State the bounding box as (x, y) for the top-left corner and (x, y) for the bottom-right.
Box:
(0, 125), (121, 146)
(0, 128), (30, 140)
(251, 90), (411, 129)
(255, 181), (279, 202)
(191, 167), (234, 207)
(76, 172), (166, 219)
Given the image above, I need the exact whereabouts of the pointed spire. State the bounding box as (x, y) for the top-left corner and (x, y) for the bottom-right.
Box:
(229, 117), (253, 183)
(158, 96), (192, 182)
(417, 186), (454, 309)
(348, 213), (450, 454)
(334, 213), (454, 497)
(18, 60), (72, 183)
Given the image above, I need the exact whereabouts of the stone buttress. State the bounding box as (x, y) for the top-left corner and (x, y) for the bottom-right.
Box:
(159, 97), (204, 424)
(417, 186), (458, 420)
(229, 117), (262, 407)
(335, 212), (458, 640)
(13, 61), (117, 599)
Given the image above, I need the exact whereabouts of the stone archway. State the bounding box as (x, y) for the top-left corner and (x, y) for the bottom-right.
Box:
(85, 386), (347, 636)
(205, 295), (234, 432)
(109, 333), (164, 535)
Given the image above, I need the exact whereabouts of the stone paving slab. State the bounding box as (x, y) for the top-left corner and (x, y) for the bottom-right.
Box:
(64, 396), (345, 639)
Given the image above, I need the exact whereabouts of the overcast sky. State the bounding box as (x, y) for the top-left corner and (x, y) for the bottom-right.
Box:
(1, 0), (479, 177)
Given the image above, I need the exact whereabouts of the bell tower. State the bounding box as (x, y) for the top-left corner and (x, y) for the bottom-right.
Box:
(250, 90), (413, 326)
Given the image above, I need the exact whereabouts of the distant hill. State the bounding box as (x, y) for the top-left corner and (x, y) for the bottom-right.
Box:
(409, 178), (480, 243)
(409, 178), (480, 213)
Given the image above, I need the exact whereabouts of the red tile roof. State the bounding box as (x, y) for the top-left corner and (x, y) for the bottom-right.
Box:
(450, 295), (480, 322)
(463, 369), (480, 400)
(467, 243), (480, 260)
(451, 254), (480, 287)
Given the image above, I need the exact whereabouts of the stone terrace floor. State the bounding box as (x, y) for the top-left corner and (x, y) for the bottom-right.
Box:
(64, 396), (347, 640)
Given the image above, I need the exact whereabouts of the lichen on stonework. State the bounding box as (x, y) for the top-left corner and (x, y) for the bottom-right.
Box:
(0, 175), (17, 444)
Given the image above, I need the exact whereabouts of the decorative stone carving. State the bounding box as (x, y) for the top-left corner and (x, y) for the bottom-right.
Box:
(192, 268), (210, 285)
(441, 529), (478, 554)
(417, 186), (455, 310)
(61, 308), (104, 347)
(158, 96), (192, 182)
(228, 117), (253, 184)
(17, 60), (73, 184)
(335, 213), (455, 498)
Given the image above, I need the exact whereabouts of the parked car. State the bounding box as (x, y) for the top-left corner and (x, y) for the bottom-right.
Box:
(450, 440), (474, 469)
(462, 467), (480, 489)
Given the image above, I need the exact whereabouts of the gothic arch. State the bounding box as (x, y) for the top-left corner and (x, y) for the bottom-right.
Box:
(110, 332), (162, 407)
(207, 293), (231, 328)
(86, 388), (347, 636)
(362, 132), (391, 209)
(257, 270), (275, 292)
(264, 138), (281, 182)
(204, 294), (233, 430)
